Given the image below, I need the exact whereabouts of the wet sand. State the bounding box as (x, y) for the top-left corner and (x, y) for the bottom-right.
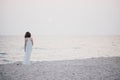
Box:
(0, 57), (120, 80)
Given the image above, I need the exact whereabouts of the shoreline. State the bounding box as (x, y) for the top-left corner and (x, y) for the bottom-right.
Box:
(1, 56), (120, 65)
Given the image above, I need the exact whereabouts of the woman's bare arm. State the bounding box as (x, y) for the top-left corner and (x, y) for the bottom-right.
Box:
(24, 38), (27, 52)
(31, 38), (33, 46)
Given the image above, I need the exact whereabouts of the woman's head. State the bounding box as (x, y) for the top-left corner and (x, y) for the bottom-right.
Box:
(25, 32), (31, 38)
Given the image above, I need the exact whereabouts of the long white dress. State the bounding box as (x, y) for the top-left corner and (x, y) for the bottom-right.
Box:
(24, 38), (32, 64)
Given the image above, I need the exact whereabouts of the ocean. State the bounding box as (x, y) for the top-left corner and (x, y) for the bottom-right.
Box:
(0, 35), (120, 64)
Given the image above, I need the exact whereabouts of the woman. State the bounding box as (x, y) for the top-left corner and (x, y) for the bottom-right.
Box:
(24, 32), (33, 64)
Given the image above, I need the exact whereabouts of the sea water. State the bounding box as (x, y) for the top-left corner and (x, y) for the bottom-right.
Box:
(0, 35), (120, 64)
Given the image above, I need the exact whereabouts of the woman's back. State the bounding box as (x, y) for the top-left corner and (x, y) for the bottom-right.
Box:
(26, 38), (32, 53)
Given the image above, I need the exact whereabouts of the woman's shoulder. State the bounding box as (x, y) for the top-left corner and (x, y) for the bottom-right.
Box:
(29, 37), (33, 41)
(25, 37), (32, 40)
(30, 37), (33, 40)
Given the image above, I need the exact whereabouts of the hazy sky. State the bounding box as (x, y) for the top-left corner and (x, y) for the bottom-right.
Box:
(0, 0), (120, 35)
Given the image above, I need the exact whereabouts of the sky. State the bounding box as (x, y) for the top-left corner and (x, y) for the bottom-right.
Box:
(0, 0), (120, 36)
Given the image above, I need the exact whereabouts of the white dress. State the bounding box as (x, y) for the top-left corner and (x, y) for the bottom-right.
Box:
(24, 38), (32, 64)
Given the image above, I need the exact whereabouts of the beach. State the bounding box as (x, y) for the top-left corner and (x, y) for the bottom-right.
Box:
(0, 57), (120, 80)
(0, 35), (120, 80)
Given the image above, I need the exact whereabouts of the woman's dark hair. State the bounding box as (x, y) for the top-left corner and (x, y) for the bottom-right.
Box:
(24, 32), (31, 38)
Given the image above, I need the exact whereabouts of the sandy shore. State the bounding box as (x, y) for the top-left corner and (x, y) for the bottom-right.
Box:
(0, 57), (120, 80)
